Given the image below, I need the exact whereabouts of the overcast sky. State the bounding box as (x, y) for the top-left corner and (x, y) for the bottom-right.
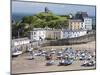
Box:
(12, 1), (96, 16)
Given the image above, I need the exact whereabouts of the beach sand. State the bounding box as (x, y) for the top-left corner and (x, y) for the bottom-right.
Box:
(12, 41), (96, 74)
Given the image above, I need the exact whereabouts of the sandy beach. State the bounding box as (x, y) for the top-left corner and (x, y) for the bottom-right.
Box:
(41, 41), (96, 51)
(12, 41), (96, 74)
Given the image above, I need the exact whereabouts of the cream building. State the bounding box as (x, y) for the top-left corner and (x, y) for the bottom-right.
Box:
(69, 19), (82, 30)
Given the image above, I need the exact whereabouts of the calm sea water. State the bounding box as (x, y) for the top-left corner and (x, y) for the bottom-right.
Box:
(12, 13), (35, 21)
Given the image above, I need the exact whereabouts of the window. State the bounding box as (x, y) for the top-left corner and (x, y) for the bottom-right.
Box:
(85, 25), (87, 28)
(77, 22), (79, 24)
(81, 25), (83, 27)
(78, 25), (80, 29)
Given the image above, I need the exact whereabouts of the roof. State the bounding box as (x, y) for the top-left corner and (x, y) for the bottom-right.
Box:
(83, 17), (92, 19)
(69, 19), (82, 22)
(76, 12), (88, 17)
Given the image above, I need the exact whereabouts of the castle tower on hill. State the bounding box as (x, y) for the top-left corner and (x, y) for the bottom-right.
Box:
(45, 7), (50, 13)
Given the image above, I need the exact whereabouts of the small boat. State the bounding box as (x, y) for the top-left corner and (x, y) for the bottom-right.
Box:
(46, 60), (54, 66)
(12, 47), (23, 57)
(57, 54), (63, 60)
(81, 60), (95, 67)
(59, 59), (73, 66)
(12, 51), (22, 57)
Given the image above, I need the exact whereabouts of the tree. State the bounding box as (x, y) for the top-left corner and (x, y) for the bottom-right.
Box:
(12, 20), (22, 38)
(12, 12), (69, 38)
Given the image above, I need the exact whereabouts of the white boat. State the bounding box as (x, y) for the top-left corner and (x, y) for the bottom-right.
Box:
(12, 51), (22, 56)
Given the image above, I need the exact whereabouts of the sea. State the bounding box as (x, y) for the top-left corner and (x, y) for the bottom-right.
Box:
(12, 13), (35, 21)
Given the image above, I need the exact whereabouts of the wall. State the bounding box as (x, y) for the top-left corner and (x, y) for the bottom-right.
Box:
(41, 33), (95, 46)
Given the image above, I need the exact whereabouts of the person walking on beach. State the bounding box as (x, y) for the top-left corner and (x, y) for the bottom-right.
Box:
(28, 47), (34, 59)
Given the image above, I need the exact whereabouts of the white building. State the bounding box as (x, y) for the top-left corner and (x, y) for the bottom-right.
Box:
(12, 38), (30, 47)
(81, 17), (92, 30)
(30, 28), (87, 40)
(61, 30), (87, 39)
(30, 28), (62, 41)
(30, 28), (46, 41)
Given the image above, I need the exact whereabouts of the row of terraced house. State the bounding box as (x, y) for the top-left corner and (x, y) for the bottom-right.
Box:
(29, 12), (95, 41)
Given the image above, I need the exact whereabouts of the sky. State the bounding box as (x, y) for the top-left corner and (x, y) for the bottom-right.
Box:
(12, 1), (96, 16)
